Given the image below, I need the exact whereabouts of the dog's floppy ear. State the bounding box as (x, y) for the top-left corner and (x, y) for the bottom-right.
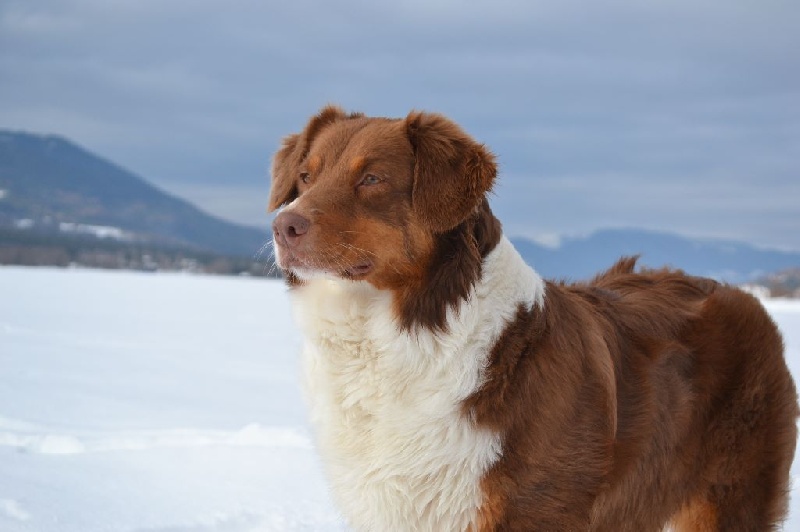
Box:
(268, 105), (358, 212)
(268, 133), (302, 212)
(405, 111), (497, 232)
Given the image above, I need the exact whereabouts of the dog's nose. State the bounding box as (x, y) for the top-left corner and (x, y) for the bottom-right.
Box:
(272, 211), (310, 247)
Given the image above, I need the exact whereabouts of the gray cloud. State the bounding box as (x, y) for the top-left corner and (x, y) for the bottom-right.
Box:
(1, 0), (798, 249)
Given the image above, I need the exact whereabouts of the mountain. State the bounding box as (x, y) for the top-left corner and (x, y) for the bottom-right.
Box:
(1, 129), (797, 282)
(0, 130), (268, 256)
(755, 267), (800, 298)
(511, 229), (800, 283)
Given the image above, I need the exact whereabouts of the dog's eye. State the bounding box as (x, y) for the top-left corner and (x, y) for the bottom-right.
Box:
(359, 174), (382, 186)
(299, 172), (311, 184)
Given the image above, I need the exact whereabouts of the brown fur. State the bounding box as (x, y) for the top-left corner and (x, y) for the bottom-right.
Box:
(269, 105), (498, 330)
(270, 106), (799, 530)
(465, 262), (798, 531)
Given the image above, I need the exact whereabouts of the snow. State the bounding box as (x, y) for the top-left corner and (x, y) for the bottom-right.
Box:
(1, 265), (799, 531)
(1, 266), (343, 532)
(58, 222), (133, 240)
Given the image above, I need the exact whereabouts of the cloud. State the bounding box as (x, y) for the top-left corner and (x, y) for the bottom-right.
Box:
(1, 0), (798, 249)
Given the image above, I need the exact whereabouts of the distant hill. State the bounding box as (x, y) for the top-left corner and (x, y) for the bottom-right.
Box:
(511, 229), (800, 283)
(0, 130), (268, 256)
(755, 267), (800, 298)
(0, 129), (796, 282)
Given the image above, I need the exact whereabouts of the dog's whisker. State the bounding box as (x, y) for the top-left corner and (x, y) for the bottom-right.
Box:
(253, 240), (282, 277)
(338, 242), (378, 258)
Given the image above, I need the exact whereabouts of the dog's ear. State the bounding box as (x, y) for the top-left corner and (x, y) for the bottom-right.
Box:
(268, 105), (359, 212)
(268, 133), (302, 212)
(405, 111), (497, 232)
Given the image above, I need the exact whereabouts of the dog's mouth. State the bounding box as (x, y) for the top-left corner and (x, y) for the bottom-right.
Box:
(343, 261), (373, 279)
(277, 248), (373, 281)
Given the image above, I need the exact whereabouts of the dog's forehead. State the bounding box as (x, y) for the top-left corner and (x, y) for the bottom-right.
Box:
(308, 117), (410, 167)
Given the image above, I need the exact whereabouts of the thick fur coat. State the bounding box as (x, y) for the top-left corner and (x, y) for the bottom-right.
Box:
(269, 106), (798, 531)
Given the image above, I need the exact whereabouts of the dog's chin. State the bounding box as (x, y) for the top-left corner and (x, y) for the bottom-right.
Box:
(281, 261), (374, 283)
(289, 267), (342, 283)
(275, 246), (374, 283)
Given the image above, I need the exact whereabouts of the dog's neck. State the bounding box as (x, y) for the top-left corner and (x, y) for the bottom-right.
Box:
(392, 198), (503, 331)
(288, 233), (544, 349)
(287, 232), (544, 531)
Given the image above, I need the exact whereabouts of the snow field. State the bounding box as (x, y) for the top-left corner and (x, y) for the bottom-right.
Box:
(1, 266), (799, 531)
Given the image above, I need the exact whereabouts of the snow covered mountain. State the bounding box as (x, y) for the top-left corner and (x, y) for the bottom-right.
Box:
(0, 130), (268, 257)
(0, 129), (796, 280)
(512, 229), (800, 283)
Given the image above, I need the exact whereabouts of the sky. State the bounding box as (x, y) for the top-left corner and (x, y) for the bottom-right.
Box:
(1, 0), (798, 251)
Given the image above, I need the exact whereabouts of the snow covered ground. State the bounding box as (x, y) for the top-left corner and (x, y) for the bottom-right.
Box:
(1, 265), (799, 531)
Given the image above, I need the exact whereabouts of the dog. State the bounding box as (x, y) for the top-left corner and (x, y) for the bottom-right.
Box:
(268, 105), (798, 531)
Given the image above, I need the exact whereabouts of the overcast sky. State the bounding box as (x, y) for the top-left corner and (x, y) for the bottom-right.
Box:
(1, 0), (798, 250)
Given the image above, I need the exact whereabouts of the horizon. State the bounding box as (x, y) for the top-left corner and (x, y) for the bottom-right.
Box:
(2, 126), (800, 256)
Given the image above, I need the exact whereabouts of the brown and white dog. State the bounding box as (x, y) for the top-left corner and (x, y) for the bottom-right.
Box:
(268, 106), (798, 531)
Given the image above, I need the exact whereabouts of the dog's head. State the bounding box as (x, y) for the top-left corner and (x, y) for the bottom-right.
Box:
(269, 105), (501, 328)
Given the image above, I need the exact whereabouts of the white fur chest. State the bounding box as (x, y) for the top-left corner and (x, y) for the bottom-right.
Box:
(289, 237), (544, 532)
